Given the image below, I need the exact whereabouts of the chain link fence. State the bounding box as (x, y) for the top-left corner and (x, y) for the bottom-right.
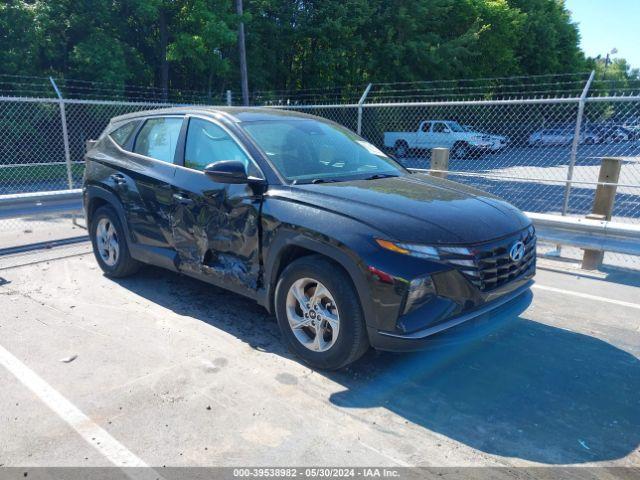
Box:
(0, 76), (225, 259)
(272, 96), (640, 226)
(1, 73), (640, 268)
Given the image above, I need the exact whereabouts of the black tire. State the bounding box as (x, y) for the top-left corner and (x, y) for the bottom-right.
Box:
(452, 142), (470, 159)
(274, 255), (369, 370)
(89, 205), (140, 278)
(394, 140), (409, 158)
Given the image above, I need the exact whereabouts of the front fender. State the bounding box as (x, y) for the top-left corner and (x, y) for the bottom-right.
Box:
(263, 229), (373, 317)
(260, 197), (385, 329)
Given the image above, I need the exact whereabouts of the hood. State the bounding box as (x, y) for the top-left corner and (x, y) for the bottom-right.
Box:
(287, 173), (530, 245)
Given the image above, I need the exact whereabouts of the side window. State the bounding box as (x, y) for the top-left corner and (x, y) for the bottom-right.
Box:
(433, 123), (447, 133)
(133, 117), (183, 163)
(109, 121), (139, 147)
(421, 122), (431, 132)
(185, 118), (251, 171)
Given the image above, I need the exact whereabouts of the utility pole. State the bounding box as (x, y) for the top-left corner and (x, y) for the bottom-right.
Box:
(603, 48), (618, 81)
(159, 7), (169, 101)
(235, 0), (249, 106)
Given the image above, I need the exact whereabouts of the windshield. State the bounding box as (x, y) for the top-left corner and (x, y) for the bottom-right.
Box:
(242, 119), (405, 183)
(448, 121), (466, 132)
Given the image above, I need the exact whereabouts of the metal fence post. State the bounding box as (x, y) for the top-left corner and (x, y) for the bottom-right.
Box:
(226, 90), (233, 106)
(49, 77), (74, 191)
(561, 70), (595, 216)
(357, 83), (373, 136)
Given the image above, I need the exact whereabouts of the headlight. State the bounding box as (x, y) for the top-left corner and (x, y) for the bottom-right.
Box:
(376, 239), (440, 259)
(439, 246), (475, 268)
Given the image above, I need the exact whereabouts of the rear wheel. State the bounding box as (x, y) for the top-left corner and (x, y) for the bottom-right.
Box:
(275, 255), (369, 370)
(90, 205), (140, 277)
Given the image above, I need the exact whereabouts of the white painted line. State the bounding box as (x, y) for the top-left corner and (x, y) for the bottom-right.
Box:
(0, 343), (151, 470)
(533, 284), (640, 311)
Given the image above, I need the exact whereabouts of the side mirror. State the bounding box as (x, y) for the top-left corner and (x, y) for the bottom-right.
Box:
(204, 160), (253, 184)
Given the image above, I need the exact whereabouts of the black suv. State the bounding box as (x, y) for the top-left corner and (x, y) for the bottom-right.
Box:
(84, 107), (535, 369)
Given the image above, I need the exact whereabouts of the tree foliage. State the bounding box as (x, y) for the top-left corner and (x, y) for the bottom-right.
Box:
(0, 0), (629, 97)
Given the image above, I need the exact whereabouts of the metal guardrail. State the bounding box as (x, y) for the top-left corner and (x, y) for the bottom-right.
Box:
(1, 188), (639, 258)
(0, 189), (83, 220)
(527, 212), (640, 256)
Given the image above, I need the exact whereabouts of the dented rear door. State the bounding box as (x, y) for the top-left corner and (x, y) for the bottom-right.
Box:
(170, 116), (263, 293)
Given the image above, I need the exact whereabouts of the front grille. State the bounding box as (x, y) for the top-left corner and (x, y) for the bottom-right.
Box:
(439, 228), (536, 292)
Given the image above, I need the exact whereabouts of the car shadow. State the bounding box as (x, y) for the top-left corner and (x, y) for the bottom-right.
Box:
(111, 266), (640, 465)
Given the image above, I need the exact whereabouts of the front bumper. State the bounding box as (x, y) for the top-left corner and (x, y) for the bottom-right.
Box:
(469, 142), (492, 151)
(369, 279), (533, 351)
(489, 141), (508, 151)
(362, 228), (536, 351)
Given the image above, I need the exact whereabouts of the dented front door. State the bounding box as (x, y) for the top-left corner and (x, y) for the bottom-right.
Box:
(171, 170), (262, 292)
(170, 116), (263, 294)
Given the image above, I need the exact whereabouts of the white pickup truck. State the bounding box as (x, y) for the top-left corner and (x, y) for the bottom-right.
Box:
(384, 120), (495, 158)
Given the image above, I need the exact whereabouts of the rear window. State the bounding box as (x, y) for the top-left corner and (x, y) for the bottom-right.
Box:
(109, 121), (139, 147)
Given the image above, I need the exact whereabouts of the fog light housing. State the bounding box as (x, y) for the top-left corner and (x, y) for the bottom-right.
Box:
(403, 275), (435, 314)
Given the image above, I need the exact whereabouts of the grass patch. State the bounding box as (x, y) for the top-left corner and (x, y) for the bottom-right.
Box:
(0, 163), (85, 186)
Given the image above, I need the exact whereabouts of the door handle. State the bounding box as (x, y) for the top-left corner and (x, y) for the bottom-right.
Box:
(172, 193), (194, 206)
(110, 173), (127, 185)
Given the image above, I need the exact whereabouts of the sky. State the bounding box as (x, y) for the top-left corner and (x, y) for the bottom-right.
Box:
(565, 0), (640, 69)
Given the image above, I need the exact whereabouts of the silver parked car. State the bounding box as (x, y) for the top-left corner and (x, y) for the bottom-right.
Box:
(528, 128), (599, 146)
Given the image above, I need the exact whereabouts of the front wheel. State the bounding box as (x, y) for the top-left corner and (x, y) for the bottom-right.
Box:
(452, 142), (470, 159)
(274, 255), (369, 370)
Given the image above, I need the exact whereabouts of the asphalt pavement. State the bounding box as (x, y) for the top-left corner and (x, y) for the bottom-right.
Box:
(0, 250), (638, 469)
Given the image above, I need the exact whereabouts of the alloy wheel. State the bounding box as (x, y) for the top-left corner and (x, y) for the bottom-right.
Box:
(96, 217), (120, 267)
(286, 277), (340, 352)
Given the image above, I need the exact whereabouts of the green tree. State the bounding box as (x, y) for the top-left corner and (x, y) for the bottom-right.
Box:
(508, 0), (585, 74)
(0, 0), (595, 98)
(0, 0), (38, 76)
(167, 0), (237, 95)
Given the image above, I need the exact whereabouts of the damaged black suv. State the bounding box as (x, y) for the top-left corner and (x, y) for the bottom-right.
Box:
(84, 107), (535, 369)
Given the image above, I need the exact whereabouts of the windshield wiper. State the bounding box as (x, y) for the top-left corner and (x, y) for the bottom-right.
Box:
(294, 174), (397, 185)
(311, 178), (338, 184)
(363, 173), (399, 180)
(291, 178), (339, 185)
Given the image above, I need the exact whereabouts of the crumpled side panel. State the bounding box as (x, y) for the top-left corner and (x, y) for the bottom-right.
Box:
(171, 180), (261, 292)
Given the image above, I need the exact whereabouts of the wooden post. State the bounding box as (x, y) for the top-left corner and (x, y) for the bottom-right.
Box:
(581, 157), (623, 270)
(430, 148), (449, 179)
